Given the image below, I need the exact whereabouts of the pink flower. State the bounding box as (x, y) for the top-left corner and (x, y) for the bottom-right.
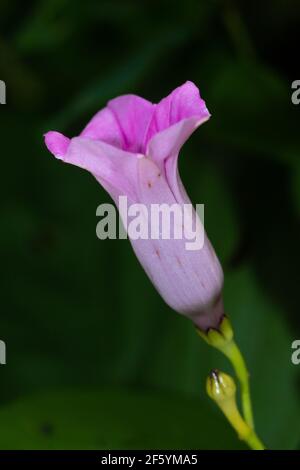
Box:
(44, 81), (224, 331)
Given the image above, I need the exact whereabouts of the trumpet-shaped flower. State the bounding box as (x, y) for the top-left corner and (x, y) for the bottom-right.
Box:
(44, 81), (224, 330)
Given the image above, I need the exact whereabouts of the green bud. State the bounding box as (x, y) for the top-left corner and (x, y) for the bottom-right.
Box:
(206, 369), (236, 402)
(206, 369), (252, 443)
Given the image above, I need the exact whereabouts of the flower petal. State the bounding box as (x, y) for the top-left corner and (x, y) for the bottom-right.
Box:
(147, 115), (208, 164)
(80, 95), (154, 152)
(127, 157), (223, 328)
(70, 82), (208, 157)
(107, 94), (154, 153)
(145, 81), (210, 148)
(145, 82), (210, 202)
(45, 133), (141, 202)
(80, 107), (125, 149)
(44, 131), (70, 159)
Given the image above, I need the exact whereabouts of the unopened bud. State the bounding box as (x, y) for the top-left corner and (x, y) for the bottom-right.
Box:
(206, 369), (251, 442)
(206, 369), (236, 402)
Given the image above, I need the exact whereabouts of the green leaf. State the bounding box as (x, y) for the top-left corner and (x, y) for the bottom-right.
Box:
(0, 388), (244, 450)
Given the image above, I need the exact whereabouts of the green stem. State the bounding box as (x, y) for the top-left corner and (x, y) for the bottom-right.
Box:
(246, 431), (265, 451)
(222, 340), (254, 429)
(222, 400), (264, 450)
(196, 316), (266, 448)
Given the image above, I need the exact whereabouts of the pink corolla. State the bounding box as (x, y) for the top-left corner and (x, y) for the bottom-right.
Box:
(44, 81), (224, 331)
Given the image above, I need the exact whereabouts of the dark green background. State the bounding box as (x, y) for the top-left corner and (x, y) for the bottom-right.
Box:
(1, 0), (300, 450)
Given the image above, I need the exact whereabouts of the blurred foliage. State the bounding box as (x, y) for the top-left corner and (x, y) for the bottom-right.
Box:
(0, 388), (246, 450)
(0, 0), (300, 450)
